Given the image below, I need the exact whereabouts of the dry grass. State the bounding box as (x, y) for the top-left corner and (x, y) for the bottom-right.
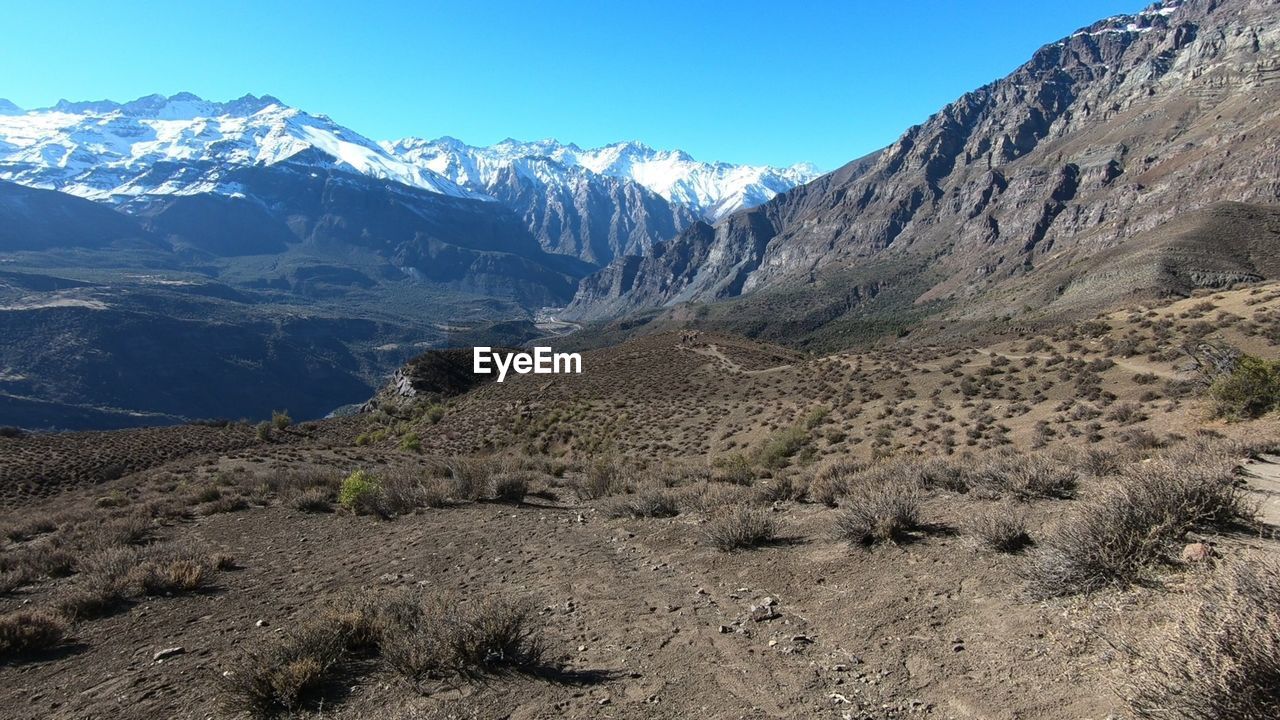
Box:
(605, 490), (681, 519)
(1025, 441), (1253, 597)
(1121, 556), (1280, 720)
(490, 473), (530, 503)
(220, 618), (347, 717)
(970, 505), (1032, 553)
(0, 609), (67, 660)
(834, 480), (923, 545)
(705, 505), (778, 551)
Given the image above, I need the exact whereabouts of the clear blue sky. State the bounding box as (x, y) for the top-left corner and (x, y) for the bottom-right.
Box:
(3, 0), (1141, 170)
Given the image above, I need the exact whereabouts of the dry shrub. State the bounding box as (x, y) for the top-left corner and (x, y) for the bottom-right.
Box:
(221, 619), (347, 717)
(291, 486), (333, 513)
(605, 490), (680, 519)
(0, 567), (33, 595)
(0, 609), (67, 660)
(2, 514), (57, 542)
(449, 597), (546, 676)
(132, 558), (206, 595)
(63, 545), (139, 618)
(807, 457), (868, 506)
(1025, 441), (1253, 597)
(377, 469), (428, 515)
(94, 512), (153, 547)
(377, 591), (451, 683)
(573, 456), (632, 500)
(1121, 556), (1280, 720)
(679, 482), (753, 515)
(834, 481), (922, 545)
(417, 477), (454, 508)
(755, 473), (807, 503)
(378, 592), (546, 685)
(910, 457), (968, 492)
(490, 473), (531, 503)
(970, 505), (1032, 553)
(706, 505), (777, 551)
(711, 453), (756, 485)
(446, 457), (495, 501)
(199, 494), (250, 516)
(969, 454), (1077, 500)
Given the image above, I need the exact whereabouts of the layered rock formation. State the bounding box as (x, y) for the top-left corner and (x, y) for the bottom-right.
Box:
(568, 0), (1280, 324)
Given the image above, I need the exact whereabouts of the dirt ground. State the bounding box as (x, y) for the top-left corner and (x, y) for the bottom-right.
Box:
(0, 473), (1170, 720)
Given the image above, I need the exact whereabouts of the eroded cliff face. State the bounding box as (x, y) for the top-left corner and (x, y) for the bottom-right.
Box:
(568, 0), (1280, 322)
(483, 163), (698, 266)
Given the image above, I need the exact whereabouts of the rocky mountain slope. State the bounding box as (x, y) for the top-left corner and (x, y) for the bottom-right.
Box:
(567, 0), (1280, 332)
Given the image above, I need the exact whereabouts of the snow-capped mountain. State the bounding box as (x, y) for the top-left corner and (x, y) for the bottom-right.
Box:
(0, 93), (478, 202)
(0, 93), (818, 264)
(384, 136), (819, 223)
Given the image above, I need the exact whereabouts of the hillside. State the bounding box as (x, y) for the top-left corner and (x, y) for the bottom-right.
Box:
(566, 0), (1280, 345)
(1, 282), (1278, 719)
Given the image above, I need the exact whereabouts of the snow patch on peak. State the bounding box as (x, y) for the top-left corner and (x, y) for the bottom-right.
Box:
(1071, 1), (1181, 38)
(0, 94), (481, 201)
(385, 136), (820, 221)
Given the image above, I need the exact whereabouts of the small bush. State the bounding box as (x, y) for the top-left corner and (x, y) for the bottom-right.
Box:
(291, 487), (333, 513)
(1121, 557), (1280, 720)
(491, 474), (529, 503)
(449, 598), (547, 676)
(131, 558), (207, 596)
(757, 426), (810, 468)
(447, 458), (492, 501)
(338, 470), (382, 514)
(0, 609), (67, 660)
(272, 410), (292, 430)
(971, 506), (1032, 553)
(756, 473), (806, 503)
(377, 592), (546, 684)
(970, 455), (1077, 500)
(807, 458), (867, 506)
(605, 490), (680, 519)
(711, 453), (756, 485)
(399, 432), (421, 453)
(1026, 442), (1252, 597)
(1210, 355), (1280, 419)
(221, 620), (347, 717)
(706, 506), (777, 551)
(200, 494), (250, 516)
(0, 568), (33, 595)
(574, 457), (630, 500)
(834, 481), (922, 545)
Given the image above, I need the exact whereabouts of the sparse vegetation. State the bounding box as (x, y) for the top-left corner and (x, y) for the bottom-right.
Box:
(706, 505), (777, 551)
(1121, 556), (1280, 720)
(834, 481), (922, 545)
(605, 490), (680, 518)
(1026, 442), (1252, 597)
(0, 609), (67, 660)
(970, 505), (1032, 552)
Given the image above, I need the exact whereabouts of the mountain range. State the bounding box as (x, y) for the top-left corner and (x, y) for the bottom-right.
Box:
(0, 98), (815, 265)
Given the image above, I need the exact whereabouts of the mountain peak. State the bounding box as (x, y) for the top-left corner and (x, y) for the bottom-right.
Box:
(0, 99), (21, 115)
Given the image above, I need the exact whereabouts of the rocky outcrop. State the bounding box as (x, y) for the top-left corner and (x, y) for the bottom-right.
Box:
(567, 0), (1280, 324)
(482, 162), (697, 265)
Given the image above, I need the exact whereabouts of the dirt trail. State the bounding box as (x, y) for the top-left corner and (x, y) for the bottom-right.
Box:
(684, 344), (794, 376)
(1241, 453), (1280, 531)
